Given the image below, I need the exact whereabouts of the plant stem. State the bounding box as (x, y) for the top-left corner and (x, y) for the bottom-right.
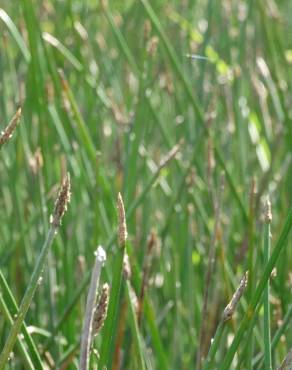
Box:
(79, 246), (106, 370)
(263, 198), (272, 370)
(202, 322), (224, 370)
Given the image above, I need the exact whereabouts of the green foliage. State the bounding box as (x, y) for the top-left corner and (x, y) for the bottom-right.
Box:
(0, 0), (291, 369)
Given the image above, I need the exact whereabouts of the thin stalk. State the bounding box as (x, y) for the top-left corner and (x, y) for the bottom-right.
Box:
(196, 175), (224, 369)
(0, 175), (70, 368)
(202, 322), (225, 370)
(263, 198), (272, 370)
(245, 178), (256, 369)
(0, 294), (35, 369)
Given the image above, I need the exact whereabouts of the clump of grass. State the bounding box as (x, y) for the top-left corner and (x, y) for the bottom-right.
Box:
(0, 173), (71, 368)
(0, 0), (291, 368)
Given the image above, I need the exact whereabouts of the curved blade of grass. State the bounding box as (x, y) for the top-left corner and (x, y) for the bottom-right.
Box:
(0, 9), (30, 62)
(43, 32), (83, 72)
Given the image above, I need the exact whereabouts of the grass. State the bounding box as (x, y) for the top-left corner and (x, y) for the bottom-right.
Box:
(0, 0), (291, 369)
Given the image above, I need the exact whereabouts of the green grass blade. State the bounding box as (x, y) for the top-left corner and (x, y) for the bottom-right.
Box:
(0, 294), (35, 369)
(263, 199), (272, 370)
(0, 271), (44, 369)
(0, 9), (30, 62)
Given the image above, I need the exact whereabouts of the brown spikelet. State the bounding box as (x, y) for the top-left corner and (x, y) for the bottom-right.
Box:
(158, 140), (182, 170)
(50, 173), (71, 227)
(117, 192), (127, 247)
(0, 108), (22, 147)
(92, 283), (110, 337)
(222, 272), (248, 322)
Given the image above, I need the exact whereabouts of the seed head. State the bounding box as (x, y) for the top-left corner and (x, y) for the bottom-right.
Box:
(0, 108), (22, 147)
(158, 140), (182, 170)
(222, 271), (248, 322)
(92, 283), (110, 337)
(50, 173), (71, 227)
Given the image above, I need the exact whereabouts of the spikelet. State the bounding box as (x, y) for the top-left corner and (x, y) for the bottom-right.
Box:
(222, 272), (248, 322)
(92, 283), (110, 337)
(50, 173), (71, 227)
(0, 108), (21, 147)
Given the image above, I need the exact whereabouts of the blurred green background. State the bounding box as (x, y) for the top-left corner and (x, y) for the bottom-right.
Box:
(0, 0), (291, 369)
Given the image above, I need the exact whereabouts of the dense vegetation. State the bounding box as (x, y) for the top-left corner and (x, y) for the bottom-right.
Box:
(0, 1), (291, 369)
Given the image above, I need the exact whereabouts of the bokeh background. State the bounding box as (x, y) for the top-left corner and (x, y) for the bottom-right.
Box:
(0, 0), (291, 369)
